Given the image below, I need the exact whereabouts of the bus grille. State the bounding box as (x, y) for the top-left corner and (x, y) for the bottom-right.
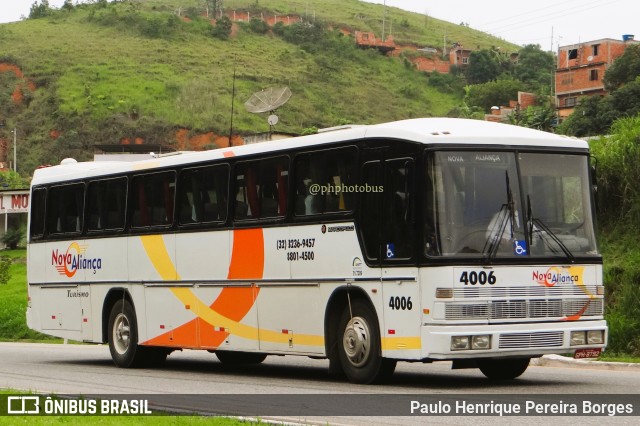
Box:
(499, 331), (564, 348)
(444, 299), (603, 321)
(454, 285), (600, 298)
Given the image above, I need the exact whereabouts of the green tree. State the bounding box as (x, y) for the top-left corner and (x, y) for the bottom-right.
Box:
(508, 98), (556, 131)
(557, 95), (614, 137)
(62, 0), (74, 12)
(29, 0), (51, 19)
(558, 79), (640, 136)
(0, 171), (29, 190)
(609, 79), (640, 117)
(446, 102), (484, 120)
(206, 0), (223, 18)
(603, 45), (640, 91)
(464, 78), (524, 112)
(514, 44), (555, 92)
(466, 49), (501, 84)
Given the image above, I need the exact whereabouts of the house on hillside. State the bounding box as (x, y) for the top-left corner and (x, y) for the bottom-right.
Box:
(485, 92), (539, 123)
(449, 42), (472, 68)
(354, 31), (396, 53)
(555, 35), (639, 121)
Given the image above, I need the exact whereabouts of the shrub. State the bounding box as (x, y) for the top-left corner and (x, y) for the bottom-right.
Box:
(249, 17), (269, 34)
(212, 16), (232, 39)
(0, 256), (11, 285)
(1, 228), (23, 250)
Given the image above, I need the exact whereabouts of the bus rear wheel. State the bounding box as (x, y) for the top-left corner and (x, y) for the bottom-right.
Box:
(108, 299), (146, 368)
(216, 350), (267, 364)
(338, 299), (396, 384)
(477, 357), (530, 380)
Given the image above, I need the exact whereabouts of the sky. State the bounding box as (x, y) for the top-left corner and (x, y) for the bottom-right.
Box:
(0, 0), (637, 49)
(362, 0), (637, 48)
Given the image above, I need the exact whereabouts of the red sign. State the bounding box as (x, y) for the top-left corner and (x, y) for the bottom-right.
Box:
(0, 191), (30, 213)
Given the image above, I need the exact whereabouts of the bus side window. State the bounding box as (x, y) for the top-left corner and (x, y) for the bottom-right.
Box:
(87, 177), (127, 232)
(178, 165), (229, 225)
(234, 157), (288, 221)
(423, 157), (440, 256)
(29, 188), (47, 239)
(360, 161), (382, 261)
(294, 147), (357, 216)
(46, 183), (85, 235)
(131, 172), (175, 228)
(383, 158), (415, 260)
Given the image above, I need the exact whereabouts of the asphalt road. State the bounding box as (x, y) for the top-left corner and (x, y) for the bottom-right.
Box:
(1, 342), (638, 425)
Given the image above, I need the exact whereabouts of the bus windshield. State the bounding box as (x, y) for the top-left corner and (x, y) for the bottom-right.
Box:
(426, 151), (598, 259)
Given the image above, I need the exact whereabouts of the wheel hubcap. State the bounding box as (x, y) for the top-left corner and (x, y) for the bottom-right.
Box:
(113, 313), (130, 355)
(343, 316), (370, 367)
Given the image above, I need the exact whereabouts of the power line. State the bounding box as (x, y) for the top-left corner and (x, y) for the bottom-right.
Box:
(481, 0), (621, 35)
(475, 0), (586, 27)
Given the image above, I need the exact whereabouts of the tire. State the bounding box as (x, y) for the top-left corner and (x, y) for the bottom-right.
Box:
(337, 299), (396, 384)
(216, 350), (268, 364)
(477, 357), (530, 380)
(108, 299), (146, 368)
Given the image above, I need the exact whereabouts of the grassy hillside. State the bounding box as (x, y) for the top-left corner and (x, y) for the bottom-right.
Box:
(0, 0), (518, 173)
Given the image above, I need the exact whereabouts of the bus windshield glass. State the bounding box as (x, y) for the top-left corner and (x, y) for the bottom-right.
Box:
(426, 151), (598, 259)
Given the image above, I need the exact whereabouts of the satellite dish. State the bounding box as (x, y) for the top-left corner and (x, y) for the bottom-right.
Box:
(245, 87), (291, 133)
(244, 87), (292, 114)
(587, 55), (594, 62)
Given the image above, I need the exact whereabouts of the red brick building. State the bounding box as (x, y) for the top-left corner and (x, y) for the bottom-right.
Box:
(354, 31), (396, 53)
(449, 43), (472, 68)
(484, 92), (539, 123)
(555, 36), (638, 120)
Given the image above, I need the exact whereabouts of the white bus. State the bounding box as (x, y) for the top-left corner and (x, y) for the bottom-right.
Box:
(26, 118), (607, 384)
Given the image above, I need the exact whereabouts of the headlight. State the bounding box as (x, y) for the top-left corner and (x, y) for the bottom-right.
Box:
(587, 330), (604, 344)
(451, 336), (470, 350)
(471, 335), (491, 350)
(570, 331), (587, 346)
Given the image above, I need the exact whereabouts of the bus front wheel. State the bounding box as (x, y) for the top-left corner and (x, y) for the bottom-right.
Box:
(477, 357), (530, 380)
(338, 299), (396, 384)
(108, 299), (146, 368)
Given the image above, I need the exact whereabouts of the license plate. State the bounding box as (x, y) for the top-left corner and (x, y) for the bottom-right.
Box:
(574, 348), (602, 359)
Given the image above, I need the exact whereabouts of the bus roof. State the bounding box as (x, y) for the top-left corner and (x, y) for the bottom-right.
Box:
(31, 118), (586, 186)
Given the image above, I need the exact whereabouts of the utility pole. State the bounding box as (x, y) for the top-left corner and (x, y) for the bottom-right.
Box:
(228, 61), (236, 148)
(382, 0), (386, 41)
(11, 128), (16, 172)
(443, 31), (447, 60)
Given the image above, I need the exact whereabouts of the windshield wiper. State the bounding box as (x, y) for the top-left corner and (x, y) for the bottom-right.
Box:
(526, 194), (575, 263)
(483, 171), (516, 264)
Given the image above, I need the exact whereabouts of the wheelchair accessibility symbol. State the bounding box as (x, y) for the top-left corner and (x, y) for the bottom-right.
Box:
(386, 243), (395, 259)
(514, 240), (527, 256)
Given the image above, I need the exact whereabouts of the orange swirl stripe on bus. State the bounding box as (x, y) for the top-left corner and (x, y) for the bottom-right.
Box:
(227, 228), (264, 280)
(139, 233), (324, 348)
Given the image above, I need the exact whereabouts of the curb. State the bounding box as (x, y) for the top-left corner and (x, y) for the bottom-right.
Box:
(531, 354), (640, 371)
